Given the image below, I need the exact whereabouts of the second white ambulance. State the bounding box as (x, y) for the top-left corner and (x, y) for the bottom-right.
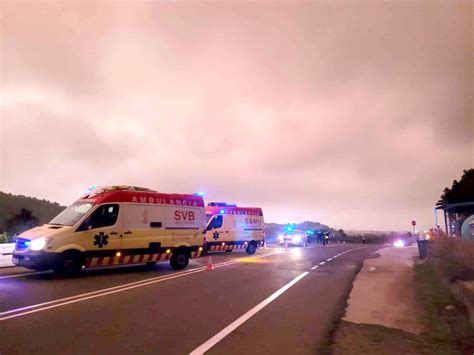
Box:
(205, 202), (265, 255)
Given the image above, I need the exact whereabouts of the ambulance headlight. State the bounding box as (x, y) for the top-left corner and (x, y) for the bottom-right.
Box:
(292, 235), (302, 243)
(278, 234), (284, 241)
(30, 237), (50, 251)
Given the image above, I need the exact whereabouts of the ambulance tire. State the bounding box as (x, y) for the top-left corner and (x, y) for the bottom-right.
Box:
(246, 242), (257, 255)
(54, 251), (83, 277)
(170, 249), (189, 270)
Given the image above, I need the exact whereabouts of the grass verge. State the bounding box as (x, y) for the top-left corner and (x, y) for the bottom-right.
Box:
(414, 261), (474, 354)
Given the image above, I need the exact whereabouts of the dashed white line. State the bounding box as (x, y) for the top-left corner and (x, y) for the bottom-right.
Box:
(190, 271), (309, 355)
(310, 247), (364, 271)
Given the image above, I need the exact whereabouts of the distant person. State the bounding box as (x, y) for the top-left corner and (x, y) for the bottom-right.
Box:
(318, 232), (323, 245)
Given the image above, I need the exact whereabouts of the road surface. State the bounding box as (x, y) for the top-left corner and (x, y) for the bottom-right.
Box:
(0, 243), (379, 354)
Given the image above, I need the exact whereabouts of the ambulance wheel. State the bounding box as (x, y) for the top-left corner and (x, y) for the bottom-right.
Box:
(54, 251), (83, 277)
(246, 242), (257, 255)
(170, 250), (189, 270)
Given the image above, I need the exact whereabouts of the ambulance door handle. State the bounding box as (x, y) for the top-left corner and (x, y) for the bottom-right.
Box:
(124, 231), (133, 235)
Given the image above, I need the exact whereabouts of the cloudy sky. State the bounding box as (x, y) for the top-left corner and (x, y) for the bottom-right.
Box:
(1, 1), (472, 231)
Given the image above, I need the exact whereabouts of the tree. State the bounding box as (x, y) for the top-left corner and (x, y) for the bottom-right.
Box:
(438, 169), (474, 206)
(4, 208), (39, 240)
(338, 229), (347, 238)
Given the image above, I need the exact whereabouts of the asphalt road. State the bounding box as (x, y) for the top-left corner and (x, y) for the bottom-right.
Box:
(0, 243), (380, 355)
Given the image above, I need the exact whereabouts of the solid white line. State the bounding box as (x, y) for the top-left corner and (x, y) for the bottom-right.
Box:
(0, 266), (208, 316)
(190, 271), (309, 355)
(0, 252), (279, 320)
(0, 268), (209, 321)
(0, 271), (49, 280)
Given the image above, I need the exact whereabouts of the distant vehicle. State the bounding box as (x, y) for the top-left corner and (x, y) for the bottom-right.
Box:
(278, 229), (308, 247)
(12, 186), (206, 276)
(205, 202), (265, 255)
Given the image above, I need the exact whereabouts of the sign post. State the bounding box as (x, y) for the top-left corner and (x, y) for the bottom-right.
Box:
(411, 220), (416, 235)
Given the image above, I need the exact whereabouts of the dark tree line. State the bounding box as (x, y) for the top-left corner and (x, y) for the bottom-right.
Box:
(1, 191), (65, 241)
(437, 169), (474, 214)
(4, 208), (39, 240)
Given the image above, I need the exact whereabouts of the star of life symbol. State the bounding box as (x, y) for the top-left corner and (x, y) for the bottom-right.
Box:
(212, 231), (220, 240)
(93, 232), (109, 248)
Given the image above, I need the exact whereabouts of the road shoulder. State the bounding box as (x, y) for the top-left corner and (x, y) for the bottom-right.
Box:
(330, 245), (474, 354)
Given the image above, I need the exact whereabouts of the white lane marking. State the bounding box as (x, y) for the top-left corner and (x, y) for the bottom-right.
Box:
(0, 268), (206, 321)
(310, 246), (363, 270)
(0, 252), (279, 321)
(190, 271), (309, 355)
(0, 271), (50, 280)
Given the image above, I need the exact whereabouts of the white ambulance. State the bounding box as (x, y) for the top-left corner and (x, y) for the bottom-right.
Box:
(12, 186), (206, 276)
(205, 202), (265, 255)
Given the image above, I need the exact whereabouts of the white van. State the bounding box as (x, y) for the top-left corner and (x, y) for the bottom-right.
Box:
(12, 186), (206, 276)
(205, 202), (265, 255)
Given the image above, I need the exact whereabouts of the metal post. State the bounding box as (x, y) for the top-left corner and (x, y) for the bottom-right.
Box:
(443, 209), (449, 237)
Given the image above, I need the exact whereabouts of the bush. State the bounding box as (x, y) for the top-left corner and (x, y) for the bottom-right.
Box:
(429, 236), (474, 281)
(0, 233), (8, 243)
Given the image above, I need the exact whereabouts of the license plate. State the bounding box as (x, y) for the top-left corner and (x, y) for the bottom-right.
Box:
(12, 257), (19, 264)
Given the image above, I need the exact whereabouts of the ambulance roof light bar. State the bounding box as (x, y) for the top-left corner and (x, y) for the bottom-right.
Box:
(82, 185), (157, 198)
(207, 202), (237, 207)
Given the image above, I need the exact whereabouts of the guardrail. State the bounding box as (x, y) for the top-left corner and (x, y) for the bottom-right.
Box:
(0, 243), (15, 268)
(0, 243), (14, 253)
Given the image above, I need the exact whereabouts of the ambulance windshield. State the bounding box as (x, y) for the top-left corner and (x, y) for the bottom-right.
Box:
(49, 202), (95, 226)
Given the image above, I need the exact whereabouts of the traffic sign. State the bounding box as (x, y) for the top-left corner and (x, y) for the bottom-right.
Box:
(412, 220), (416, 226)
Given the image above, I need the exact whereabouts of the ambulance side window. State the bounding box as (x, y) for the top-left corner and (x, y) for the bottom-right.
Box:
(207, 215), (223, 230)
(77, 204), (119, 231)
